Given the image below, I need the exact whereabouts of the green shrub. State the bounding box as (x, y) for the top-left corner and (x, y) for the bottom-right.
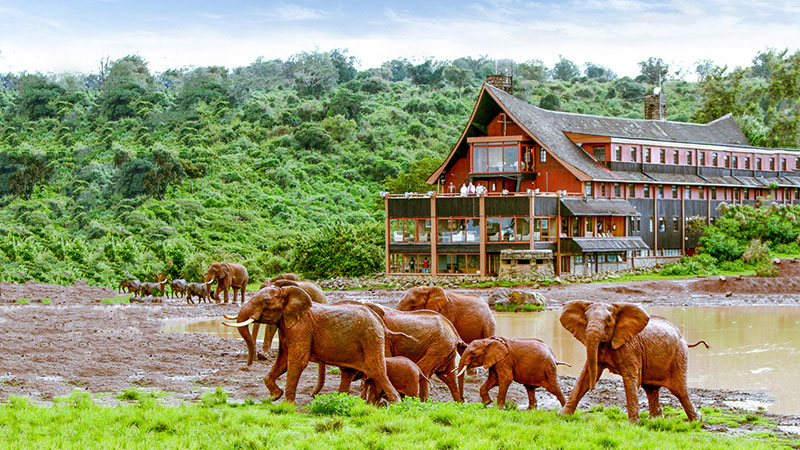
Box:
(754, 261), (779, 277)
(200, 386), (228, 407)
(308, 393), (366, 416)
(660, 254), (718, 276)
(742, 239), (769, 263)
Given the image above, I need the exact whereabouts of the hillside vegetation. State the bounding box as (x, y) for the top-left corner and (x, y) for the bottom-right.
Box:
(0, 50), (797, 285)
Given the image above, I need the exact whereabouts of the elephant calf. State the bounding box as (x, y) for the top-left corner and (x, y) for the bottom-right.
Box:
(456, 336), (567, 410)
(364, 356), (428, 404)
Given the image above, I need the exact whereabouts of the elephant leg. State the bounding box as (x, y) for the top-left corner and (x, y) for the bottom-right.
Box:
(621, 373), (641, 423)
(560, 365), (604, 415)
(264, 345), (288, 401)
(311, 363), (326, 397)
(495, 372), (513, 410)
(262, 324), (278, 355)
(525, 385), (537, 410)
(250, 323), (262, 360)
(338, 368), (359, 394)
(232, 287), (239, 304)
(418, 375), (429, 402)
(643, 384), (662, 418)
(362, 357), (399, 403)
(479, 371), (498, 405)
(283, 347), (310, 403)
(666, 382), (700, 421)
(543, 377), (567, 407)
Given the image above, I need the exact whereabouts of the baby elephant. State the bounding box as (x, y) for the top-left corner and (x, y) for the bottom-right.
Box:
(456, 336), (567, 410)
(364, 356), (429, 403)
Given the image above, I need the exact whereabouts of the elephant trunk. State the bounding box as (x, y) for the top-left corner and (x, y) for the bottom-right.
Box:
(238, 322), (256, 366)
(585, 324), (603, 391)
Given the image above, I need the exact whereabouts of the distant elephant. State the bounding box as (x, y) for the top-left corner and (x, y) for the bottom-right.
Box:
(397, 286), (496, 396)
(204, 262), (248, 304)
(139, 280), (167, 297)
(363, 356), (428, 404)
(247, 279), (328, 364)
(559, 301), (707, 422)
(170, 279), (188, 299)
(185, 282), (211, 304)
(456, 336), (567, 410)
(223, 286), (400, 404)
(335, 302), (464, 402)
(118, 280), (140, 295)
(269, 273), (300, 283)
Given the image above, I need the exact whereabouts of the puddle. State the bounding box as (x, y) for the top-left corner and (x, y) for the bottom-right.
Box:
(164, 305), (800, 415)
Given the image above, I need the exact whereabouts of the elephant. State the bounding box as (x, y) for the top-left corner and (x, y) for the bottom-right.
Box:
(170, 279), (188, 299)
(456, 336), (567, 410)
(334, 302), (464, 402)
(139, 280), (167, 297)
(204, 262), (248, 304)
(118, 280), (140, 295)
(559, 300), (707, 423)
(223, 286), (400, 404)
(363, 356), (429, 404)
(185, 282), (211, 304)
(269, 273), (300, 283)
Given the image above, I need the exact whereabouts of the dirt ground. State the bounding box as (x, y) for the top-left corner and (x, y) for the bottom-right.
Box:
(2, 265), (800, 440)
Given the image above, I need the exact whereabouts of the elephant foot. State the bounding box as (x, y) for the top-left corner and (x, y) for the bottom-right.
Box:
(239, 366), (251, 372)
(265, 382), (283, 401)
(257, 352), (268, 361)
(558, 407), (573, 416)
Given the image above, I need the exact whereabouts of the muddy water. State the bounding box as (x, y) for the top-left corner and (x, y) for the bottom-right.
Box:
(164, 305), (800, 414)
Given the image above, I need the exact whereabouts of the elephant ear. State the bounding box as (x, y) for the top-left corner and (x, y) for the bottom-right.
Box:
(483, 338), (509, 369)
(611, 303), (650, 349)
(426, 287), (449, 311)
(220, 262), (231, 281)
(560, 301), (593, 344)
(281, 286), (313, 329)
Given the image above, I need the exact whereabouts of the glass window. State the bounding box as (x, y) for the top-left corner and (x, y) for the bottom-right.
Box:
(687, 152), (693, 165)
(390, 219), (403, 243)
(637, 218), (641, 232)
(537, 218), (553, 241)
(671, 185), (677, 198)
(486, 218), (500, 242)
(598, 254), (606, 263)
(488, 146), (503, 172)
(723, 155), (729, 168)
(782, 159), (787, 171)
(796, 158), (800, 170)
(466, 255), (480, 274)
(587, 253), (595, 263)
(629, 183), (636, 198)
(770, 158), (775, 171)
(593, 146), (606, 161)
(601, 183), (606, 197)
(673, 150), (679, 164)
(757, 159), (762, 170)
(699, 187), (705, 199)
(711, 187), (717, 200)
(658, 185), (664, 198)
(540, 148), (546, 163)
(630, 147), (637, 162)
(645, 148), (651, 163)
(472, 145), (487, 173)
(466, 219), (480, 243)
(644, 185), (650, 198)
(403, 219), (415, 243)
(712, 153), (718, 166)
(516, 218), (531, 241)
(390, 253), (402, 273)
(745, 157), (751, 169)
(732, 155), (738, 169)
(673, 217), (679, 232)
(404, 254), (417, 273)
(504, 144), (519, 172)
(437, 219), (451, 243)
(585, 217), (593, 234)
(437, 254), (450, 273)
(418, 219), (431, 243)
(575, 255), (584, 264)
(615, 146), (622, 161)
(744, 188), (749, 200)
(501, 218), (516, 242)
(451, 219), (466, 243)
(659, 148), (665, 164)
(658, 217), (666, 232)
(614, 183), (621, 198)
(685, 186), (691, 199)
(585, 182), (593, 196)
(649, 217), (653, 232)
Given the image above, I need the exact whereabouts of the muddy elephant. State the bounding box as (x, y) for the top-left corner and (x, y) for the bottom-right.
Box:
(397, 286), (495, 345)
(139, 280), (167, 297)
(334, 302), (464, 402)
(456, 336), (567, 410)
(559, 301), (707, 422)
(185, 282), (210, 304)
(118, 280), (140, 295)
(223, 286), (400, 404)
(170, 279), (188, 299)
(204, 262), (248, 304)
(364, 356), (428, 404)
(269, 273), (300, 283)
(243, 279), (328, 363)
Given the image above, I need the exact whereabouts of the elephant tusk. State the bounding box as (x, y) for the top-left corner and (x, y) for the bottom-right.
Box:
(456, 366), (468, 378)
(204, 280), (214, 285)
(223, 314), (238, 320)
(222, 318), (254, 328)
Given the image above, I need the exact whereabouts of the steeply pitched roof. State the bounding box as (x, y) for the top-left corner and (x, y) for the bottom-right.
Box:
(427, 83), (752, 184)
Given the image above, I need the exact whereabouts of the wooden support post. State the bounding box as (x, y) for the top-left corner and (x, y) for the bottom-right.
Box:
(556, 196), (562, 277)
(430, 195), (437, 276)
(653, 188), (658, 265)
(529, 192), (536, 250)
(479, 194), (486, 277)
(385, 195), (390, 275)
(680, 186), (685, 256)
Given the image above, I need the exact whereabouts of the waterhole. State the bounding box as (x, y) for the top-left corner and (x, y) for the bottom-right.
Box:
(163, 305), (800, 414)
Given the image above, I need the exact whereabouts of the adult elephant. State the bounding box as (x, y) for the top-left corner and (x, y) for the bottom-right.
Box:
(139, 280), (167, 297)
(559, 301), (707, 423)
(397, 286), (495, 345)
(170, 279), (188, 299)
(335, 302), (465, 402)
(185, 282), (211, 304)
(223, 286), (400, 404)
(118, 280), (140, 295)
(204, 262), (248, 304)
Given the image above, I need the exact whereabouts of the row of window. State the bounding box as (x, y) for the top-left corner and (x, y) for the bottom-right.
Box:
(470, 142), (541, 174)
(586, 183), (797, 201)
(389, 253), (480, 274)
(390, 217), (558, 244)
(600, 144), (799, 171)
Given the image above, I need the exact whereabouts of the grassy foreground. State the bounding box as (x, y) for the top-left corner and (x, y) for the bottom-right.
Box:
(0, 391), (793, 450)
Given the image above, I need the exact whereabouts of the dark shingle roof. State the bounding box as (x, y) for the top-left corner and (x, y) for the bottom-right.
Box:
(484, 84), (750, 180)
(563, 237), (650, 253)
(561, 198), (640, 217)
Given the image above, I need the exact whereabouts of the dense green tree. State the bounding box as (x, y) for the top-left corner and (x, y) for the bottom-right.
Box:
(289, 50), (338, 98)
(552, 56), (579, 81)
(6, 149), (52, 200)
(329, 49), (357, 84)
(517, 59), (548, 82)
(539, 93), (561, 110)
(408, 60), (443, 85)
(638, 57), (670, 84)
(16, 75), (65, 120)
(584, 63), (616, 81)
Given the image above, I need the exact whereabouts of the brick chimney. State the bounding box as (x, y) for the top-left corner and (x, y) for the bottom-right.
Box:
(486, 74), (513, 94)
(644, 93), (666, 120)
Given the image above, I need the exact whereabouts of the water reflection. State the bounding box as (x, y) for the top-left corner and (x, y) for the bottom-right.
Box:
(164, 306), (800, 414)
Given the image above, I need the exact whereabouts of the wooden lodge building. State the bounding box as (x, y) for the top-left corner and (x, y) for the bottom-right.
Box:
(384, 76), (800, 277)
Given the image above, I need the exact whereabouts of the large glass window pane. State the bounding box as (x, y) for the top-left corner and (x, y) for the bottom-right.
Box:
(437, 219), (451, 243)
(454, 255), (466, 273)
(501, 218), (515, 241)
(437, 254), (451, 273)
(473, 145), (487, 172)
(466, 219), (481, 243)
(390, 219), (403, 243)
(504, 145), (518, 172)
(404, 255), (417, 273)
(488, 146), (503, 172)
(517, 218), (530, 241)
(451, 219), (466, 243)
(486, 218), (500, 242)
(418, 219), (431, 242)
(538, 218), (550, 241)
(403, 219), (415, 243)
(390, 254), (402, 273)
(466, 255), (480, 274)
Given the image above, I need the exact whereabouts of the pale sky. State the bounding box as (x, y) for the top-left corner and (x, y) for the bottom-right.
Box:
(1, 0), (798, 78)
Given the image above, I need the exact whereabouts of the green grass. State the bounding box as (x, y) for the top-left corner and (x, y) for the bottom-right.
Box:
(493, 303), (546, 312)
(102, 294), (132, 303)
(0, 392), (793, 450)
(15, 298), (30, 303)
(41, 298), (51, 303)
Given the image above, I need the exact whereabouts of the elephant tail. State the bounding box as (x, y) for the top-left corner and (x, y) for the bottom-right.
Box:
(556, 361), (572, 367)
(688, 340), (709, 349)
